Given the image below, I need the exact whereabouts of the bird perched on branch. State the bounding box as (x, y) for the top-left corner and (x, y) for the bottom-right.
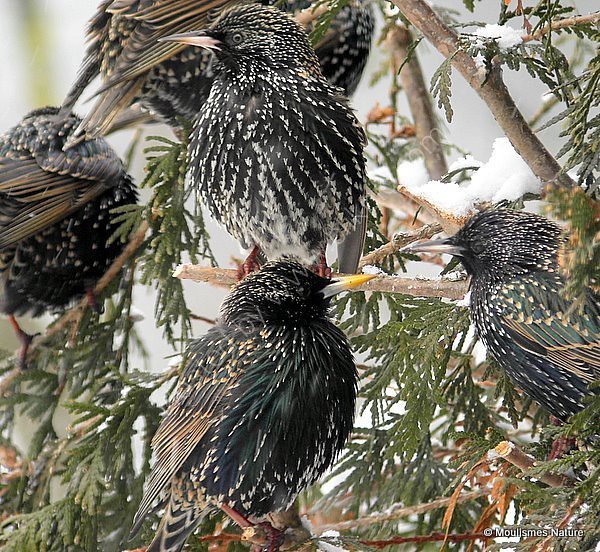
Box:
(130, 260), (374, 551)
(405, 209), (600, 423)
(61, 0), (373, 142)
(0, 107), (138, 366)
(163, 4), (367, 276)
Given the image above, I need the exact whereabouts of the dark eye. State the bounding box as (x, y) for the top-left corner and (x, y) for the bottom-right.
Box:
(470, 240), (485, 255)
(231, 32), (243, 45)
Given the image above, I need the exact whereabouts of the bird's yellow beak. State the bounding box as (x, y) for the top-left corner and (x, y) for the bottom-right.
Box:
(321, 274), (376, 298)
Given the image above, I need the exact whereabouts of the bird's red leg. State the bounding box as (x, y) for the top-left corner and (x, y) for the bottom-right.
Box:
(86, 288), (103, 314)
(8, 315), (35, 369)
(259, 521), (284, 552)
(312, 250), (331, 278)
(237, 246), (262, 280)
(548, 416), (577, 460)
(220, 503), (253, 529)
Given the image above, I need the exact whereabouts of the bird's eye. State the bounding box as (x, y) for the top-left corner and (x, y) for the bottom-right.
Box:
(470, 241), (485, 255)
(231, 32), (243, 45)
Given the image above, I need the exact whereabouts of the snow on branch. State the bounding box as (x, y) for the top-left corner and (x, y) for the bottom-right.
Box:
(390, 0), (576, 189)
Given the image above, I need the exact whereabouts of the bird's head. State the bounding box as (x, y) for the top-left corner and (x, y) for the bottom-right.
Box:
(220, 259), (375, 328)
(403, 209), (562, 279)
(160, 4), (319, 73)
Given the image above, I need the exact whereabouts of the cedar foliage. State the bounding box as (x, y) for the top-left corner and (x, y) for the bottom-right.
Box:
(0, 1), (598, 551)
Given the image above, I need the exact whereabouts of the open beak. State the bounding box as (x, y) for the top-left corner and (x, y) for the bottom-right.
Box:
(321, 274), (377, 298)
(159, 31), (222, 51)
(401, 238), (465, 257)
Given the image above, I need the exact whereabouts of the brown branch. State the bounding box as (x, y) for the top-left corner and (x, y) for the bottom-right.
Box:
(390, 0), (575, 188)
(316, 489), (485, 532)
(388, 26), (448, 182)
(522, 12), (600, 43)
(294, 3), (329, 27)
(493, 441), (575, 488)
(358, 223), (442, 269)
(174, 265), (469, 300)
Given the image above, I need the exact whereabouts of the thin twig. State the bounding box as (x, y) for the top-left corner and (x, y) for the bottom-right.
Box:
(390, 0), (575, 188)
(173, 265), (469, 300)
(361, 531), (488, 548)
(493, 441), (575, 488)
(522, 12), (600, 43)
(316, 489), (486, 532)
(358, 223), (442, 269)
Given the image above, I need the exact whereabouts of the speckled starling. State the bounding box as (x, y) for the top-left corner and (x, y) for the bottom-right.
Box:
(0, 107), (138, 365)
(405, 209), (600, 422)
(130, 260), (373, 551)
(164, 4), (367, 275)
(61, 0), (373, 144)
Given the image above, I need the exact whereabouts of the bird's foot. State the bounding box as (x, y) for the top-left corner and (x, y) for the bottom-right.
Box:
(549, 437), (577, 460)
(259, 522), (284, 552)
(237, 246), (262, 280)
(8, 315), (37, 370)
(312, 251), (332, 278)
(86, 288), (104, 315)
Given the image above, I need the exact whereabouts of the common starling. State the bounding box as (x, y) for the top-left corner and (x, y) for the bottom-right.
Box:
(130, 260), (374, 551)
(163, 4), (367, 275)
(405, 209), (600, 422)
(0, 107), (138, 365)
(61, 0), (373, 142)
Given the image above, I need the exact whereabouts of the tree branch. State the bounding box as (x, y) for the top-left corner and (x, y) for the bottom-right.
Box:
(390, 0), (575, 188)
(493, 441), (575, 488)
(173, 265), (469, 300)
(522, 12), (600, 43)
(316, 489), (485, 532)
(358, 223), (442, 269)
(388, 26), (448, 181)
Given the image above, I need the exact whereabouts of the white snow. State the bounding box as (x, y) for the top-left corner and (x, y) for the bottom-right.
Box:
(402, 138), (542, 216)
(448, 155), (483, 172)
(318, 531), (349, 552)
(397, 158), (429, 189)
(455, 290), (471, 307)
(473, 24), (524, 50)
(362, 265), (385, 275)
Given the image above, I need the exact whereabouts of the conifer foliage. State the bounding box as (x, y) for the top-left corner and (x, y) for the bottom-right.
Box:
(0, 0), (598, 551)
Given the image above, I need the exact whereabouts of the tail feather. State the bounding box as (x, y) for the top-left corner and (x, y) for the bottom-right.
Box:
(146, 498), (204, 552)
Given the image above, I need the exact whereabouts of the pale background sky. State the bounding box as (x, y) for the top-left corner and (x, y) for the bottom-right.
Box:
(0, 0), (595, 449)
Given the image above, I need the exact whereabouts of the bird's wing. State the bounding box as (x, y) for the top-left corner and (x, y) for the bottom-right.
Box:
(498, 274), (600, 384)
(0, 137), (123, 249)
(131, 332), (248, 535)
(98, 0), (237, 89)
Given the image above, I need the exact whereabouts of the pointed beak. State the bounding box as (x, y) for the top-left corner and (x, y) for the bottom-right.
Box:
(401, 238), (465, 256)
(159, 31), (222, 51)
(320, 274), (377, 298)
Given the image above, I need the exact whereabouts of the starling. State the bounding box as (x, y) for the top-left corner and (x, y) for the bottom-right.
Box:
(130, 260), (374, 552)
(163, 4), (367, 275)
(0, 107), (138, 365)
(405, 209), (600, 422)
(61, 0), (373, 142)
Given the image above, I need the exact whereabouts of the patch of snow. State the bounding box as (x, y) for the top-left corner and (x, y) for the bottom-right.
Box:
(318, 531), (349, 552)
(473, 24), (524, 50)
(402, 138), (542, 216)
(362, 265), (385, 275)
(448, 155), (483, 172)
(397, 158), (429, 189)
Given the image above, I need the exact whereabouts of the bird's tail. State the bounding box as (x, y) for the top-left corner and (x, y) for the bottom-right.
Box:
(146, 497), (204, 552)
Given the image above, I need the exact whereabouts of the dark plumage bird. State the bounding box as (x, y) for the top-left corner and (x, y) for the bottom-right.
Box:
(61, 0), (373, 141)
(0, 107), (137, 365)
(405, 209), (600, 422)
(164, 4), (367, 275)
(130, 260), (374, 551)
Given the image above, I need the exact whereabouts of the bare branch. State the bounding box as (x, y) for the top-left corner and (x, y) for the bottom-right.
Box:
(493, 441), (575, 488)
(388, 26), (448, 181)
(390, 0), (575, 188)
(358, 223), (442, 269)
(173, 265), (469, 300)
(316, 489), (485, 532)
(522, 12), (600, 43)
